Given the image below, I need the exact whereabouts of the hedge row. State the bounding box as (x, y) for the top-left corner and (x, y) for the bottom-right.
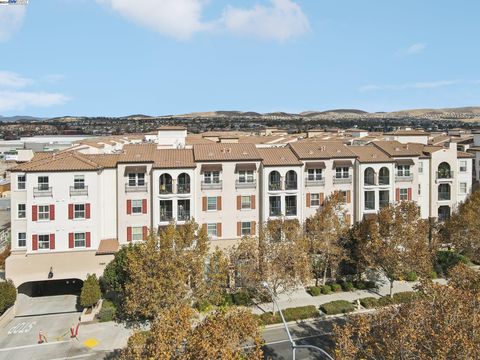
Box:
(359, 291), (418, 309)
(97, 299), (117, 322)
(320, 300), (355, 315)
(257, 305), (319, 325)
(308, 280), (376, 297)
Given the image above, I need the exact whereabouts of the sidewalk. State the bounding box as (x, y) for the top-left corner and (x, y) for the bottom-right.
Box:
(251, 276), (447, 314)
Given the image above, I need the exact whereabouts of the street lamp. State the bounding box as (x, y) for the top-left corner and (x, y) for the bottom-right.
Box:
(262, 281), (334, 360)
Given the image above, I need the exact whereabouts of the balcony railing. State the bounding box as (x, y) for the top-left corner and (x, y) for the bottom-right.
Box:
(436, 171), (454, 180)
(269, 182), (282, 191)
(438, 192), (451, 201)
(285, 181), (298, 190)
(379, 176), (390, 185)
(125, 182), (148, 193)
(160, 211), (174, 222)
(395, 174), (413, 182)
(159, 184), (173, 194)
(177, 184), (190, 194)
(235, 180), (257, 189)
(285, 207), (297, 216)
(333, 175), (352, 184)
(33, 186), (52, 197)
(177, 211), (191, 222)
(305, 178), (325, 187)
(201, 180), (222, 190)
(269, 208), (282, 217)
(364, 201), (375, 211)
(70, 186), (88, 196)
(379, 200), (390, 208)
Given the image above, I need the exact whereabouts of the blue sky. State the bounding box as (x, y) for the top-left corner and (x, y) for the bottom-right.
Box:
(0, 0), (479, 117)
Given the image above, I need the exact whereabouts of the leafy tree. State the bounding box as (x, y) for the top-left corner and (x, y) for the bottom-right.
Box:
(305, 192), (348, 285)
(120, 305), (263, 360)
(0, 244), (10, 270)
(443, 188), (480, 263)
(358, 202), (433, 297)
(0, 280), (16, 315)
(334, 263), (480, 359)
(80, 274), (101, 308)
(232, 219), (310, 313)
(102, 244), (129, 295)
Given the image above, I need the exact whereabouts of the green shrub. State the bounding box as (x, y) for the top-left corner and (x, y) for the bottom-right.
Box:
(320, 285), (332, 295)
(330, 283), (342, 292)
(320, 300), (355, 315)
(430, 270), (438, 279)
(80, 274), (101, 308)
(195, 299), (212, 312)
(377, 296), (395, 307)
(98, 299), (116, 322)
(354, 281), (366, 290)
(392, 291), (417, 304)
(341, 281), (355, 292)
(436, 250), (469, 276)
(359, 297), (378, 309)
(232, 290), (253, 306)
(405, 271), (418, 282)
(308, 286), (321, 296)
(0, 280), (16, 315)
(257, 305), (319, 325)
(221, 293), (234, 306)
(364, 281), (377, 289)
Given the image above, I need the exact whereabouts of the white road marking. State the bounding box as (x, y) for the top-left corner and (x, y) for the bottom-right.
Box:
(0, 340), (71, 352)
(7, 321), (37, 335)
(49, 354), (97, 360)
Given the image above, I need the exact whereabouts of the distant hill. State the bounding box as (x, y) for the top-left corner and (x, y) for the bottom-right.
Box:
(0, 115), (46, 122)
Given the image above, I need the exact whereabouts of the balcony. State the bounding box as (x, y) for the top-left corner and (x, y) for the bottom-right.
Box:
(285, 206), (297, 216)
(285, 181), (298, 191)
(177, 184), (190, 194)
(333, 175), (352, 184)
(235, 180), (257, 189)
(70, 186), (88, 196)
(269, 208), (282, 217)
(269, 182), (282, 191)
(378, 176), (390, 186)
(159, 184), (173, 194)
(305, 177), (325, 187)
(160, 210), (174, 222)
(177, 211), (191, 222)
(438, 192), (451, 201)
(395, 174), (413, 182)
(436, 171), (454, 181)
(125, 182), (148, 193)
(33, 186), (52, 197)
(201, 180), (222, 190)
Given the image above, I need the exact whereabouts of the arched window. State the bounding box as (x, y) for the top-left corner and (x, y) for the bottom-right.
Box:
(438, 162), (452, 179)
(159, 174), (173, 194)
(364, 167), (375, 185)
(177, 173), (190, 194)
(269, 171), (281, 191)
(438, 183), (451, 201)
(285, 170), (298, 190)
(379, 167), (390, 185)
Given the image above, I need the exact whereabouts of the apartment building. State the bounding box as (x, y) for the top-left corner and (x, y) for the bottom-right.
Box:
(5, 133), (474, 288)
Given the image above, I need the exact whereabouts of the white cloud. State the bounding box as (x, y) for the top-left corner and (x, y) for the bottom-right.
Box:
(0, 71), (32, 88)
(0, 5), (26, 42)
(0, 91), (70, 112)
(221, 0), (310, 41)
(97, 0), (208, 40)
(360, 80), (460, 92)
(406, 42), (426, 55)
(98, 0), (309, 41)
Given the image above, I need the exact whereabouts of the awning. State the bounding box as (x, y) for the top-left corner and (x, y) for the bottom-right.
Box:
(96, 239), (119, 255)
(305, 162), (326, 170)
(124, 165), (147, 175)
(333, 160), (353, 168)
(395, 159), (415, 166)
(235, 163), (257, 172)
(201, 164), (222, 172)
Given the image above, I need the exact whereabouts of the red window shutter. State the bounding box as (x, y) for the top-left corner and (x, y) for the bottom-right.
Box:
(217, 196), (222, 211)
(306, 193), (311, 208)
(86, 232), (91, 248)
(407, 188), (412, 201)
(142, 199), (147, 214)
(50, 234), (55, 250)
(68, 204), (73, 220)
(320, 193), (325, 206)
(237, 196), (241, 210)
(251, 221), (256, 236)
(86, 203), (91, 219)
(32, 205), (38, 221)
(32, 235), (38, 251)
(142, 226), (148, 240)
(127, 227), (132, 242)
(251, 195), (256, 210)
(217, 223), (222, 237)
(127, 200), (132, 215)
(396, 188), (400, 201)
(202, 197), (207, 212)
(50, 205), (55, 221)
(237, 222), (241, 236)
(69, 233), (74, 248)
(347, 190), (352, 204)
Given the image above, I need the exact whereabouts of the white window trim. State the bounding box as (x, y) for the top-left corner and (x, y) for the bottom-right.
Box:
(207, 197), (218, 212)
(38, 234), (51, 251)
(38, 205), (50, 222)
(74, 232), (86, 248)
(17, 203), (26, 220)
(17, 232), (26, 248)
(131, 200), (143, 215)
(74, 203), (86, 220)
(131, 226), (144, 242)
(207, 223), (218, 238)
(17, 174), (26, 191)
(310, 193), (320, 207)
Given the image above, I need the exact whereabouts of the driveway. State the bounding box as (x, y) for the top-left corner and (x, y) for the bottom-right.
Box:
(16, 293), (80, 317)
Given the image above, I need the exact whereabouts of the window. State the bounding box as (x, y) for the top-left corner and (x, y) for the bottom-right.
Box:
(460, 161), (467, 173)
(204, 171), (220, 184)
(74, 204), (85, 219)
(132, 200), (142, 214)
(238, 171), (254, 183)
(38, 234), (50, 250)
(269, 196), (281, 216)
(207, 197), (217, 211)
(364, 168), (375, 185)
(399, 188), (408, 201)
(459, 182), (467, 194)
(310, 194), (320, 207)
(336, 167), (349, 179)
(418, 162), (424, 174)
(418, 184), (421, 195)
(285, 195), (297, 216)
(397, 165), (411, 177)
(74, 175), (85, 189)
(38, 176), (49, 190)
(307, 169), (322, 181)
(379, 190), (389, 208)
(207, 223), (217, 237)
(17, 204), (26, 219)
(128, 173), (145, 186)
(131, 227), (143, 241)
(364, 191), (375, 210)
(17, 175), (26, 190)
(38, 205), (50, 220)
(160, 200), (173, 221)
(241, 222), (252, 236)
(18, 233), (26, 247)
(241, 196), (252, 209)
(74, 233), (86, 247)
